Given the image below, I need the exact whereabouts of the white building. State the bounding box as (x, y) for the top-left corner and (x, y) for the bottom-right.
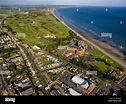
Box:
(33, 45), (41, 50)
(67, 88), (82, 96)
(72, 75), (90, 89)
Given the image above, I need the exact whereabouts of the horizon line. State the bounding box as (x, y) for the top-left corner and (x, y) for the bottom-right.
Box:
(0, 4), (126, 7)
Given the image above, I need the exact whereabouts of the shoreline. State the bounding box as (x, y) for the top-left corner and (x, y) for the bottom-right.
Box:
(51, 8), (126, 69)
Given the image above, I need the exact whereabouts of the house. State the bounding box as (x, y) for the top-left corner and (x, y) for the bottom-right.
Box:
(32, 45), (41, 50)
(110, 69), (123, 79)
(12, 77), (34, 96)
(20, 11), (29, 14)
(10, 56), (23, 67)
(59, 40), (85, 59)
(20, 87), (33, 95)
(44, 34), (56, 39)
(84, 54), (95, 61)
(58, 46), (67, 50)
(76, 47), (85, 57)
(78, 40), (84, 48)
(2, 90), (8, 96)
(67, 88), (82, 96)
(88, 83), (96, 92)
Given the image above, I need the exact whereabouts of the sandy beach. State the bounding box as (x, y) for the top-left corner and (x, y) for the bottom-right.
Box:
(51, 8), (126, 69)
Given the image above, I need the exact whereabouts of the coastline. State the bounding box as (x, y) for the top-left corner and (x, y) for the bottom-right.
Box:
(51, 8), (126, 69)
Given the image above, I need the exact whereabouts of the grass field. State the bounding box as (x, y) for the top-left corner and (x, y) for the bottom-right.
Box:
(4, 8), (69, 48)
(90, 48), (104, 58)
(103, 55), (124, 69)
(88, 47), (124, 72)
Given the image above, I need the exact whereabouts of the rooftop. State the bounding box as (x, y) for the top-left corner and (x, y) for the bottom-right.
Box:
(20, 87), (33, 95)
(67, 88), (82, 96)
(72, 75), (85, 85)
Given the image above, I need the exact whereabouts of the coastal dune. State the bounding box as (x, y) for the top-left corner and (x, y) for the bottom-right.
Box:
(51, 8), (126, 69)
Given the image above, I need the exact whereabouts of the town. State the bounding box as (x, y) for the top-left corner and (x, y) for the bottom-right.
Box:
(0, 6), (126, 96)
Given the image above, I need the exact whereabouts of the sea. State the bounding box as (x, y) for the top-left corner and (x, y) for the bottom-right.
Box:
(55, 6), (126, 53)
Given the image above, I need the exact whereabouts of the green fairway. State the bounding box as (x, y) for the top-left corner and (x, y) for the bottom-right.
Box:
(90, 61), (107, 72)
(103, 55), (124, 69)
(89, 47), (125, 72)
(90, 48), (104, 58)
(4, 8), (69, 48)
(91, 60), (117, 71)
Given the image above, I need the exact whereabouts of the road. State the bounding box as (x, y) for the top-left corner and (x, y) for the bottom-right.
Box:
(1, 10), (124, 96)
(1, 11), (106, 87)
(41, 65), (61, 72)
(1, 16), (47, 86)
(0, 71), (10, 95)
(47, 48), (107, 86)
(1, 21), (49, 93)
(1, 14), (50, 95)
(1, 28), (49, 94)
(19, 44), (48, 87)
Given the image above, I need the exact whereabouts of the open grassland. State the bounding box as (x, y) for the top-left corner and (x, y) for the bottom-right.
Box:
(90, 48), (104, 58)
(89, 47), (125, 72)
(103, 55), (124, 69)
(4, 8), (69, 48)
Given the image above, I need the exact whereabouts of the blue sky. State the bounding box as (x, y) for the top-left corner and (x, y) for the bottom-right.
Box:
(0, 0), (126, 6)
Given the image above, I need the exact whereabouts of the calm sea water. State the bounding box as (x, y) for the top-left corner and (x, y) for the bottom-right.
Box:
(55, 6), (126, 52)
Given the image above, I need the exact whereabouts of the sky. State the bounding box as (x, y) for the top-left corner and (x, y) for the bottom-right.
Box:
(0, 0), (126, 6)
